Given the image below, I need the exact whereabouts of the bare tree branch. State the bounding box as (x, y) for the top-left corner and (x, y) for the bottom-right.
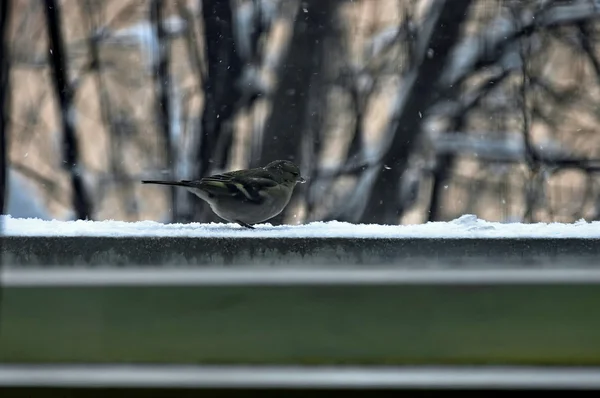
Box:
(44, 0), (93, 220)
(150, 0), (177, 221)
(576, 21), (600, 85)
(357, 0), (474, 224)
(428, 68), (512, 221)
(434, 132), (600, 172)
(444, 1), (600, 87)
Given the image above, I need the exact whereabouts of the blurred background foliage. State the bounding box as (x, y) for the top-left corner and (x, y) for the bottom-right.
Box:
(2, 0), (600, 226)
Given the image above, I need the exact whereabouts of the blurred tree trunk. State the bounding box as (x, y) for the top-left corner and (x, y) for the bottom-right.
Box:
(0, 0), (10, 217)
(44, 0), (93, 220)
(253, 0), (337, 225)
(0, 0), (11, 217)
(195, 0), (243, 222)
(359, 0), (473, 224)
(150, 0), (178, 222)
(253, 0), (335, 168)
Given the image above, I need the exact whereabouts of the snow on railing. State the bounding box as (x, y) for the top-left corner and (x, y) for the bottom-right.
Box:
(2, 214), (600, 239)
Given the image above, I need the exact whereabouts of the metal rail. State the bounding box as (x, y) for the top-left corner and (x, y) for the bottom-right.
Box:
(0, 365), (599, 389)
(3, 266), (600, 287)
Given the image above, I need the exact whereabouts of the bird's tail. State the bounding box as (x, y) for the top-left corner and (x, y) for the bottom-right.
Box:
(141, 180), (198, 188)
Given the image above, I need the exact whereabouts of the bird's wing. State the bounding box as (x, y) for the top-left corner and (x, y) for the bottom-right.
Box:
(199, 170), (278, 203)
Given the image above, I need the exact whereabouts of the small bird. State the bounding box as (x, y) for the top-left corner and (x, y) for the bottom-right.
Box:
(141, 160), (306, 228)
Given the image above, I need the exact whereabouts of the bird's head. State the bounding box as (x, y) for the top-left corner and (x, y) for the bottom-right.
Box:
(265, 160), (306, 186)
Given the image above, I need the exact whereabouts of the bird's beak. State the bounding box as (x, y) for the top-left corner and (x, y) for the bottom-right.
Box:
(298, 176), (306, 183)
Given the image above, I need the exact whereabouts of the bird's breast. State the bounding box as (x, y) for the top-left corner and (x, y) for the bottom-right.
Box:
(211, 193), (290, 224)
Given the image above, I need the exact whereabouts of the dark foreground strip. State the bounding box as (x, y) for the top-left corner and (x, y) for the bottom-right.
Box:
(3, 236), (600, 266)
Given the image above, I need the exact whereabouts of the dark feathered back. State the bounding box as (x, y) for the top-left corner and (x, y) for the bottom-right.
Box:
(264, 160), (300, 175)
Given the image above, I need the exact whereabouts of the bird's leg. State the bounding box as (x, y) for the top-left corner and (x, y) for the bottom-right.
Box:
(236, 220), (255, 229)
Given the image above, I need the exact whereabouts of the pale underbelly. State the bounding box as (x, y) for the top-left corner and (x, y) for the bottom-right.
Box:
(211, 201), (287, 224)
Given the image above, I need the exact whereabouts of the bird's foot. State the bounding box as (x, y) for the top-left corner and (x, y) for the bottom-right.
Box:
(236, 220), (255, 229)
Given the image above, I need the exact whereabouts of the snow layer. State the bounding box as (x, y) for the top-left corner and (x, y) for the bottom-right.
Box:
(2, 214), (599, 239)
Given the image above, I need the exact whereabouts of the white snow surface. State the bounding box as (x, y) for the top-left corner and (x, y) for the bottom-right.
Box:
(1, 214), (599, 239)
